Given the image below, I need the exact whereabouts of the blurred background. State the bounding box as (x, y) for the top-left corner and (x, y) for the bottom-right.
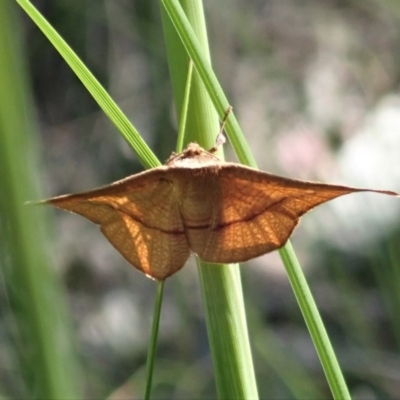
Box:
(2, 0), (400, 398)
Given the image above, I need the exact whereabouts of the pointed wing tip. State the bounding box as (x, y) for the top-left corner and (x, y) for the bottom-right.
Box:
(28, 192), (78, 207)
(375, 189), (399, 197)
(353, 188), (399, 197)
(25, 196), (75, 209)
(24, 199), (47, 206)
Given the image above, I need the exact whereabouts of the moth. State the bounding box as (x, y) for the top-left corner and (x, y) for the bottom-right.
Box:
(40, 143), (398, 280)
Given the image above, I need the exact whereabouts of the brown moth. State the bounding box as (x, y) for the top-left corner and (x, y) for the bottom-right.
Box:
(40, 143), (398, 280)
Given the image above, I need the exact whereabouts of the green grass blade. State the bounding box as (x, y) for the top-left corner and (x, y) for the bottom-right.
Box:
(197, 261), (259, 399)
(0, 2), (80, 398)
(144, 281), (165, 400)
(161, 1), (259, 398)
(161, 0), (257, 167)
(16, 0), (159, 169)
(175, 60), (193, 153)
(280, 242), (351, 400)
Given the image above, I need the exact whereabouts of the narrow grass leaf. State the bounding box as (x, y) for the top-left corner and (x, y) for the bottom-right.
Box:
(161, 1), (259, 398)
(16, 0), (159, 169)
(280, 242), (351, 400)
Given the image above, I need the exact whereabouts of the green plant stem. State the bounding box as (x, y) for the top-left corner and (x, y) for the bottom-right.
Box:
(176, 59), (193, 153)
(144, 281), (165, 400)
(280, 242), (351, 400)
(161, 0), (257, 167)
(197, 261), (259, 399)
(161, 1), (259, 398)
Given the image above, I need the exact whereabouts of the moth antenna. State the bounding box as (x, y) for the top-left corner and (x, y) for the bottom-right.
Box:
(209, 106), (232, 153)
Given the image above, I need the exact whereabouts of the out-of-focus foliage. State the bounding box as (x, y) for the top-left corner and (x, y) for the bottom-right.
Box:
(2, 0), (400, 398)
